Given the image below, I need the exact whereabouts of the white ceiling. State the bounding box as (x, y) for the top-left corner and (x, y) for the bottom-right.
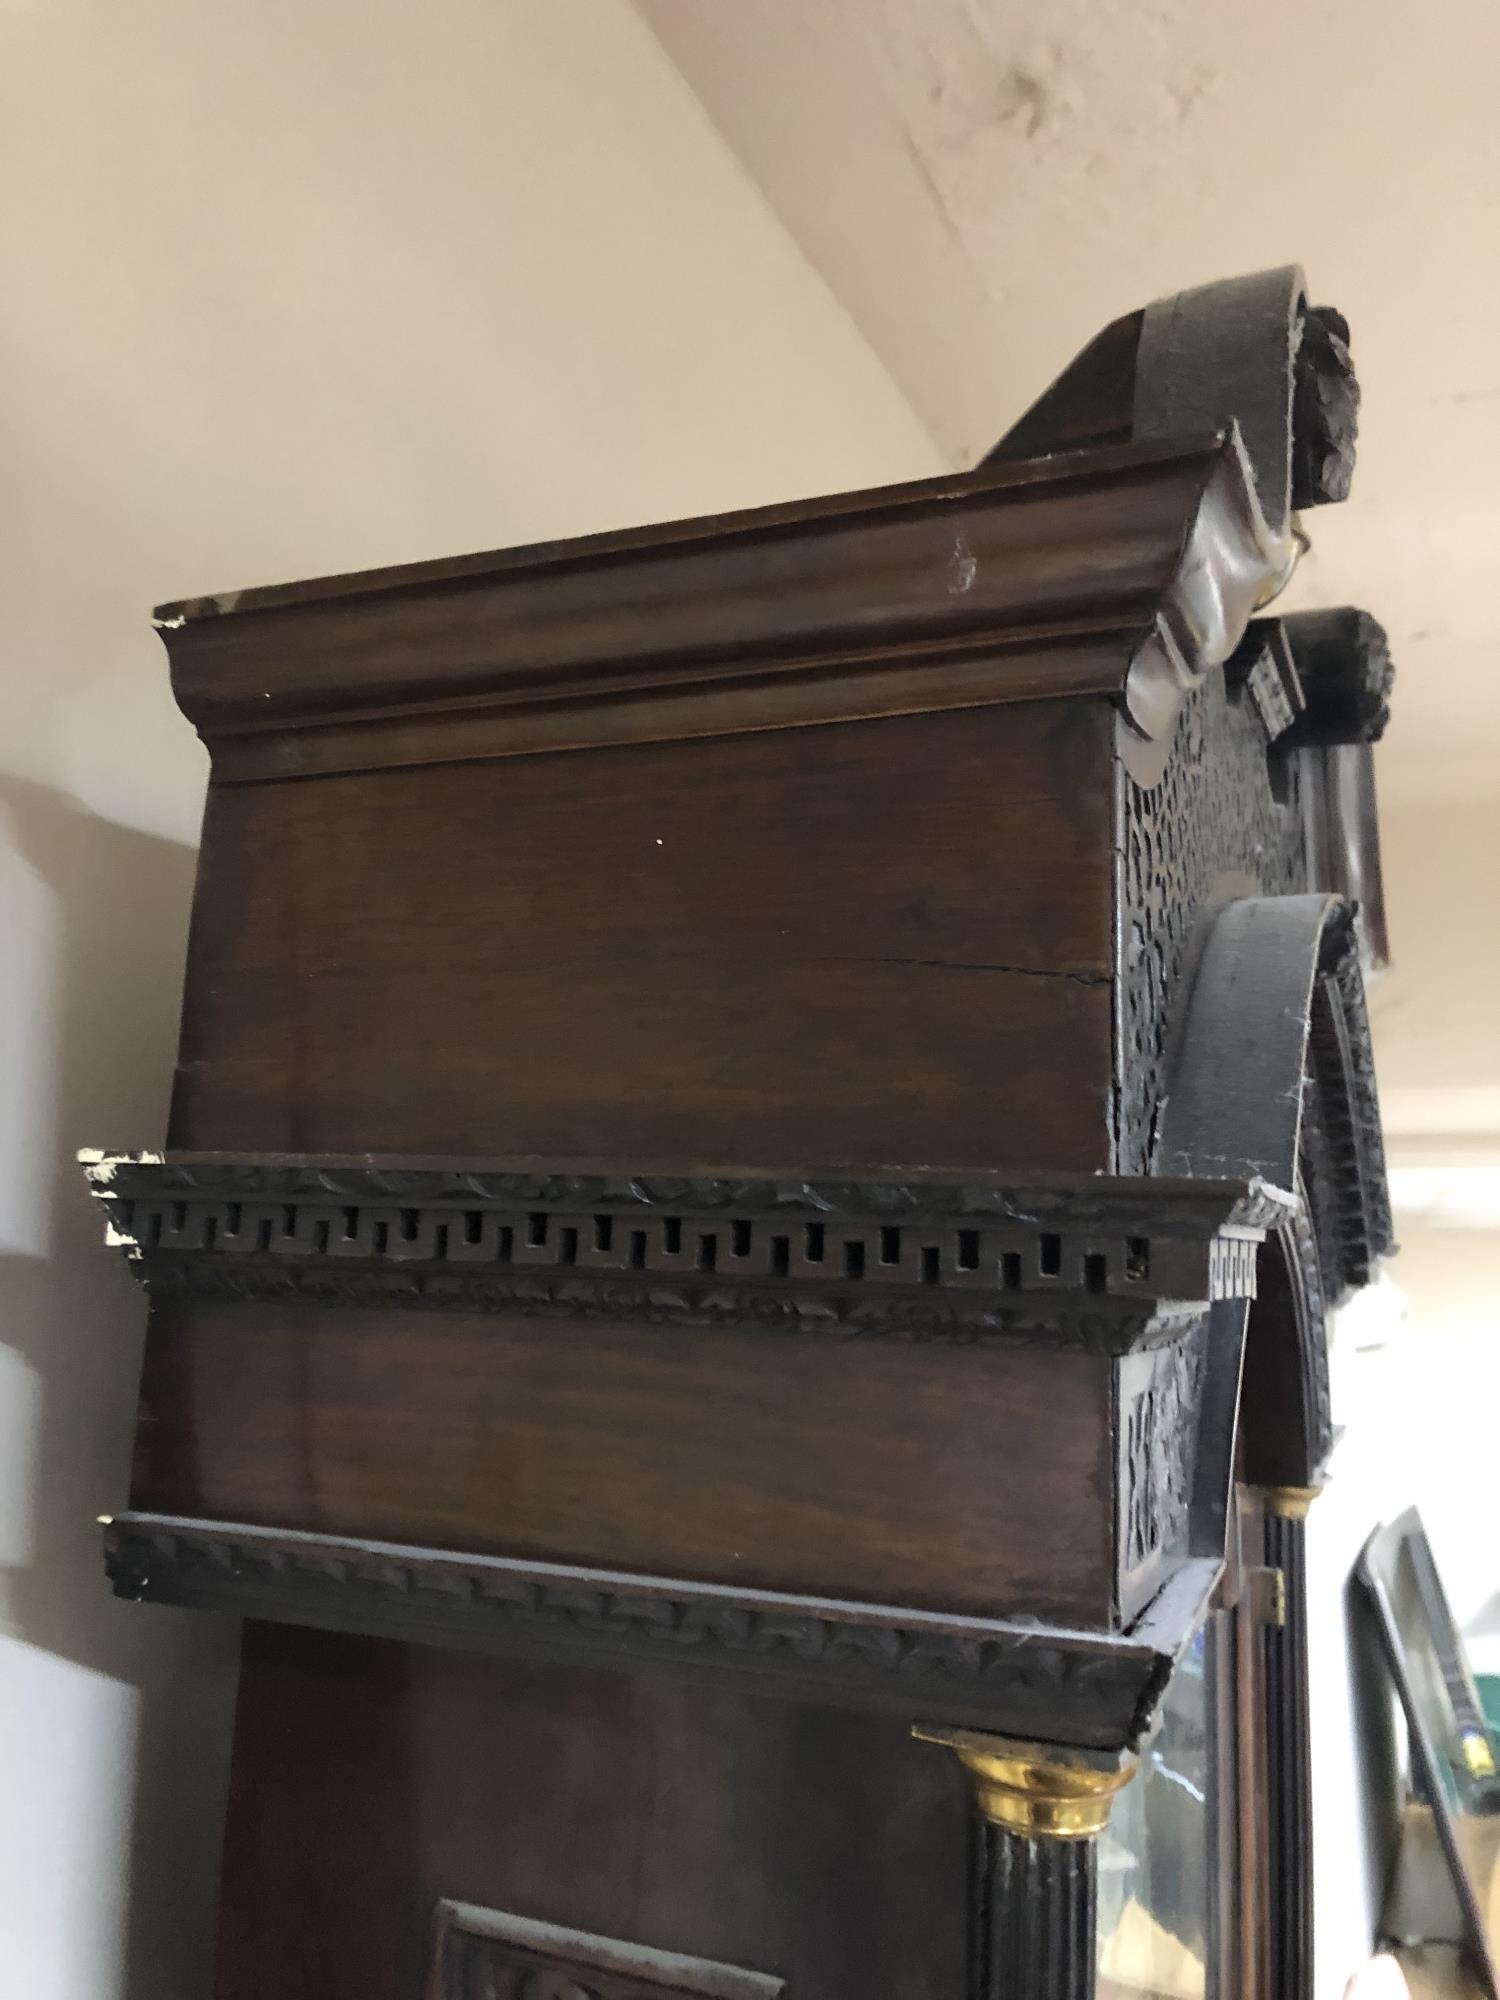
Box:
(640, 0), (1500, 798)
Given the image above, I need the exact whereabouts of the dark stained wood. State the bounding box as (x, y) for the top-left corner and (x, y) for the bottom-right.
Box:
(987, 270), (1359, 544)
(1235, 1512), (1274, 2000)
(984, 310), (1145, 466)
(1157, 894), (1393, 1485)
(982, 1827), (1097, 2000)
(428, 1900), (786, 1999)
(104, 1514), (1222, 1749)
(1241, 1219), (1323, 1491)
(1290, 306), (1359, 510)
(162, 429), (1195, 627)
(1263, 1508), (1314, 2000)
(1281, 607), (1393, 746)
(1114, 1322), (1211, 1622)
(1298, 740), (1390, 973)
(87, 1151), (1289, 1367)
(215, 1622), (972, 2000)
(132, 1298), (1115, 1622)
(168, 703), (1116, 1170)
(76, 271), (1399, 2000)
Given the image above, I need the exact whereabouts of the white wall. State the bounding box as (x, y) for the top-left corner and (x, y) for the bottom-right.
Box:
(0, 6), (941, 1993)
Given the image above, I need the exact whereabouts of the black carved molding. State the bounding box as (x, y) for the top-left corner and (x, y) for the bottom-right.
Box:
(429, 1901), (784, 2000)
(1251, 1194), (1334, 1489)
(102, 1512), (1219, 1752)
(1157, 893), (1391, 1484)
(1299, 739), (1390, 974)
(1291, 304), (1359, 510)
(1115, 601), (1393, 1193)
(80, 1153), (1286, 1353)
(1242, 926), (1385, 1485)
(1307, 903), (1394, 1297)
(159, 434), (1280, 786)
(988, 267), (1358, 542)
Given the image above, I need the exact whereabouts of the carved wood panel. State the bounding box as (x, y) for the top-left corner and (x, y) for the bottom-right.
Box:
(1115, 1318), (1208, 1612)
(85, 1153), (1282, 1352)
(429, 1902), (784, 2000)
(1115, 667), (1307, 1173)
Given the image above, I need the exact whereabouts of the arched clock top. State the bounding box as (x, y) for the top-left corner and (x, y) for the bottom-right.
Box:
(1156, 893), (1392, 1487)
(1114, 602), (1396, 1173)
(986, 263), (1358, 539)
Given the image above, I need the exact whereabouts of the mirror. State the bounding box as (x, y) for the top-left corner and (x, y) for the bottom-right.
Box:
(1358, 1508), (1500, 1998)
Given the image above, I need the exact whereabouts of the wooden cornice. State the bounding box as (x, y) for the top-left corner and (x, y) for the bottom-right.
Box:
(80, 1148), (1291, 1353)
(155, 432), (1284, 782)
(101, 1511), (1220, 1750)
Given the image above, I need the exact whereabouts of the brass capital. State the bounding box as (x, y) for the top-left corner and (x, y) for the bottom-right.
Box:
(913, 1726), (1138, 1840)
(1258, 1483), (1324, 1520)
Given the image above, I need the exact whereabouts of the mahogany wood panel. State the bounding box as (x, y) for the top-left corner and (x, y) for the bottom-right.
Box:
(132, 1299), (1115, 1622)
(216, 1623), (972, 2000)
(169, 703), (1114, 1170)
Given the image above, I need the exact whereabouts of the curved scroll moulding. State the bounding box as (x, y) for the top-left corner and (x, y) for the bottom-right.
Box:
(986, 266), (1363, 784)
(1154, 893), (1392, 1484)
(986, 264), (1358, 540)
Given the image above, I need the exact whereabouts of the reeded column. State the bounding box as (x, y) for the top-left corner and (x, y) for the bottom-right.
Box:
(1257, 1483), (1321, 2000)
(914, 1728), (1137, 2000)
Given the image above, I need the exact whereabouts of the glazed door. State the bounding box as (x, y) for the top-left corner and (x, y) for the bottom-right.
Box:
(1097, 1486), (1277, 2000)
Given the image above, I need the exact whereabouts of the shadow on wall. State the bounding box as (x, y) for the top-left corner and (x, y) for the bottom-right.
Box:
(0, 773), (239, 2000)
